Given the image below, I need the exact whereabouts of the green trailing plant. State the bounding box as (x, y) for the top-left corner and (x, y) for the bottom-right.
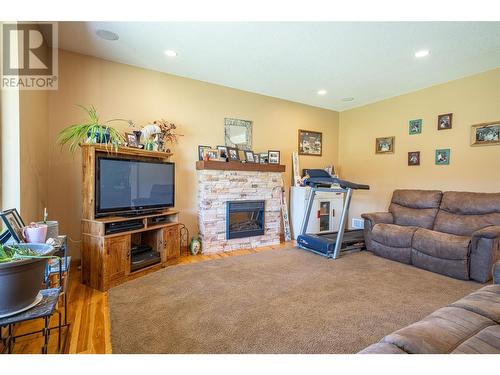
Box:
(0, 244), (59, 263)
(57, 105), (126, 153)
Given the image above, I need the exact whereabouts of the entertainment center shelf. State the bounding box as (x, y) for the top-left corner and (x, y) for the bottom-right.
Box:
(80, 144), (180, 292)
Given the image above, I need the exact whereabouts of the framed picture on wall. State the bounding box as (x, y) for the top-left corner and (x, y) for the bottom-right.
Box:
(375, 136), (395, 154)
(470, 121), (500, 146)
(409, 119), (422, 135)
(408, 151), (420, 166)
(435, 149), (450, 165)
(438, 113), (453, 130)
(298, 129), (322, 156)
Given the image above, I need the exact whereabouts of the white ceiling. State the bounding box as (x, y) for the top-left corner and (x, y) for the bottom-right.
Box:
(58, 22), (500, 111)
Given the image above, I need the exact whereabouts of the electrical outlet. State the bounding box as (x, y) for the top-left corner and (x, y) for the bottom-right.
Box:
(352, 218), (364, 229)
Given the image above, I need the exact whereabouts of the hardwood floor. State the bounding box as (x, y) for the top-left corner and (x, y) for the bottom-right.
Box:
(2, 241), (292, 354)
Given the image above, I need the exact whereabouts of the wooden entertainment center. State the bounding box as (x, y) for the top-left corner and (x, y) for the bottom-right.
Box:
(80, 144), (180, 291)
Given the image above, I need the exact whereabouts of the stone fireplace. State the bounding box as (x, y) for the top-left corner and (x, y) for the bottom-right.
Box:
(197, 164), (284, 254)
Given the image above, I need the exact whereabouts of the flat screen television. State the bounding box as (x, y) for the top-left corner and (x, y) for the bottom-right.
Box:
(95, 156), (175, 217)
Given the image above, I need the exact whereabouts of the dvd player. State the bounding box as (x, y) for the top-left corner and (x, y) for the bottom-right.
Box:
(105, 219), (144, 235)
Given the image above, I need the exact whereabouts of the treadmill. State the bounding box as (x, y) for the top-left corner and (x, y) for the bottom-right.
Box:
(296, 169), (370, 258)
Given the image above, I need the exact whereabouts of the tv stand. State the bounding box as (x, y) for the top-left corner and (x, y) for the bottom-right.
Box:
(115, 209), (166, 218)
(80, 144), (180, 292)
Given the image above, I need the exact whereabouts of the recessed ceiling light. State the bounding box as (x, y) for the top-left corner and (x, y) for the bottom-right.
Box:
(415, 49), (430, 58)
(164, 50), (178, 57)
(317, 89), (327, 96)
(95, 29), (119, 41)
(341, 97), (354, 102)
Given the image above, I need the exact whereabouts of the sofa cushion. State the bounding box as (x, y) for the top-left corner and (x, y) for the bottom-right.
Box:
(450, 285), (500, 324)
(412, 228), (470, 260)
(433, 192), (500, 236)
(411, 250), (469, 280)
(381, 306), (496, 354)
(389, 190), (442, 229)
(372, 223), (418, 248)
(451, 325), (500, 354)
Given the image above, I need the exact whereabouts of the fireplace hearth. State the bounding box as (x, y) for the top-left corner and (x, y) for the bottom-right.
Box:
(226, 201), (265, 239)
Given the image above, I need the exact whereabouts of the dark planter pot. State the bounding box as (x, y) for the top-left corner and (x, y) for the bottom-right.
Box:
(0, 243), (55, 318)
(87, 127), (110, 144)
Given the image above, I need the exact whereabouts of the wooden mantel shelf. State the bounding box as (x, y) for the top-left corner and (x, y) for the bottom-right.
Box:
(196, 160), (285, 173)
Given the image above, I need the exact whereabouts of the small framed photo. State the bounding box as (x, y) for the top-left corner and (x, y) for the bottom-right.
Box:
(470, 121), (500, 147)
(375, 136), (395, 154)
(216, 145), (229, 161)
(244, 151), (255, 163)
(198, 145), (211, 161)
(435, 149), (450, 165)
(259, 153), (268, 164)
(268, 150), (280, 164)
(1, 208), (26, 242)
(408, 151), (420, 166)
(126, 132), (139, 148)
(438, 113), (453, 130)
(409, 119), (422, 135)
(253, 154), (260, 164)
(202, 148), (220, 161)
(227, 147), (240, 162)
(298, 129), (322, 156)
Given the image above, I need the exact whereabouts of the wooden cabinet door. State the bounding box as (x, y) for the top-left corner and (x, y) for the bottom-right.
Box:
(163, 226), (180, 261)
(105, 235), (131, 281)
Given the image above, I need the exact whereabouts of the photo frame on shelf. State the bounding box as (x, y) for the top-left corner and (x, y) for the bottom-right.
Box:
(409, 119), (422, 135)
(408, 151), (420, 166)
(202, 148), (221, 161)
(375, 136), (395, 154)
(126, 132), (140, 148)
(435, 149), (451, 165)
(0, 208), (26, 242)
(198, 145), (212, 161)
(227, 147), (240, 162)
(253, 153), (260, 164)
(470, 121), (500, 147)
(244, 150), (255, 163)
(268, 150), (280, 164)
(438, 113), (453, 130)
(298, 129), (322, 156)
(216, 145), (229, 161)
(259, 153), (268, 164)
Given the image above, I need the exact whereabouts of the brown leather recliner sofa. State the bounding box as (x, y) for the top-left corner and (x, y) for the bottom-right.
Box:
(362, 190), (500, 282)
(359, 261), (500, 354)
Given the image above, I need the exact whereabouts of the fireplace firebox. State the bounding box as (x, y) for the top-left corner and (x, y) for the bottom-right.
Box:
(226, 200), (265, 239)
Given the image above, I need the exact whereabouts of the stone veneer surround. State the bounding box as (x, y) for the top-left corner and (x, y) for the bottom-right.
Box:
(198, 169), (282, 254)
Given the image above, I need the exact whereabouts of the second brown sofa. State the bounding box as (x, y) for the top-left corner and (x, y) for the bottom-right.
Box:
(362, 190), (500, 282)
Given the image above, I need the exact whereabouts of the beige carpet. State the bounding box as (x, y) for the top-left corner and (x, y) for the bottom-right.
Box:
(109, 249), (481, 354)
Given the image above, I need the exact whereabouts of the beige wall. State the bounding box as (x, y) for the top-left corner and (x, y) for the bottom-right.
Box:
(339, 68), (500, 225)
(19, 90), (49, 223)
(48, 50), (340, 258)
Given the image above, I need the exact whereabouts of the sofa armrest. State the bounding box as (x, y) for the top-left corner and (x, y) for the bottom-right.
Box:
(361, 212), (394, 229)
(472, 225), (500, 240)
(494, 261), (500, 285)
(470, 226), (500, 283)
